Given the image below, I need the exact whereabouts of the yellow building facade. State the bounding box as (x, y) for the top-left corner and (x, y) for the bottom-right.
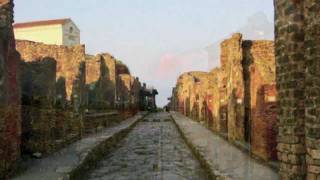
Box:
(14, 18), (80, 46)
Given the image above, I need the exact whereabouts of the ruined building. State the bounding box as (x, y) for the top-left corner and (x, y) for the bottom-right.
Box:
(86, 53), (117, 110)
(169, 33), (277, 162)
(0, 1), (157, 177)
(140, 83), (158, 111)
(16, 40), (87, 106)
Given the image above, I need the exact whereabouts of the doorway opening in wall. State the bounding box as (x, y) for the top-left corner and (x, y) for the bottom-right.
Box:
(244, 107), (250, 143)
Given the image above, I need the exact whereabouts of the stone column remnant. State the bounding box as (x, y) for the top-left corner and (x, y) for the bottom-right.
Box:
(0, 0), (21, 178)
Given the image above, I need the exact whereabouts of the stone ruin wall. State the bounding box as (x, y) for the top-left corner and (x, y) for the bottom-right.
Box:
(20, 58), (57, 154)
(219, 34), (277, 159)
(0, 0), (21, 177)
(170, 33), (277, 163)
(16, 40), (86, 103)
(251, 84), (277, 161)
(242, 40), (277, 161)
(15, 40), (86, 155)
(19, 56), (83, 155)
(86, 54), (117, 109)
(115, 73), (143, 117)
(0, 0), (148, 177)
(175, 73), (194, 115)
(275, 0), (320, 179)
(275, 1), (306, 179)
(174, 71), (213, 123)
(207, 68), (221, 132)
(220, 33), (246, 142)
(117, 74), (132, 108)
(218, 71), (228, 135)
(131, 77), (141, 112)
(189, 72), (210, 122)
(13, 32), (142, 159)
(304, 1), (320, 179)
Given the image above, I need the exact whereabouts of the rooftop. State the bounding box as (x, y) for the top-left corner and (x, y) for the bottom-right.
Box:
(13, 18), (71, 29)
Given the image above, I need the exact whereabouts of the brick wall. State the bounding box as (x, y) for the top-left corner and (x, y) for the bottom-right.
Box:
(207, 68), (221, 132)
(131, 77), (141, 112)
(275, 0), (320, 179)
(304, 1), (320, 179)
(0, 0), (21, 177)
(20, 58), (57, 154)
(170, 33), (277, 163)
(221, 33), (246, 142)
(86, 54), (116, 109)
(190, 72), (210, 121)
(242, 40), (276, 160)
(218, 73), (228, 135)
(251, 84), (277, 161)
(175, 72), (209, 118)
(117, 74), (132, 110)
(175, 73), (193, 115)
(275, 1), (307, 179)
(16, 40), (86, 103)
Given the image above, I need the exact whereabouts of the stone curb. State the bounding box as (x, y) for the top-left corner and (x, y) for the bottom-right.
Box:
(13, 112), (148, 180)
(68, 112), (148, 180)
(170, 112), (278, 180)
(170, 113), (221, 180)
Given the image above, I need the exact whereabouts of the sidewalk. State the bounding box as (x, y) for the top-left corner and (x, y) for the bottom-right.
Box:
(13, 112), (146, 180)
(170, 111), (279, 180)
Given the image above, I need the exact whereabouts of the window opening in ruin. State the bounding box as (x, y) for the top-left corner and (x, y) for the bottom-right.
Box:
(69, 26), (74, 33)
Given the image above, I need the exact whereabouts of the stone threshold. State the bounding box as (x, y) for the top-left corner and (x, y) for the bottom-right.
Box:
(170, 111), (279, 180)
(12, 112), (148, 180)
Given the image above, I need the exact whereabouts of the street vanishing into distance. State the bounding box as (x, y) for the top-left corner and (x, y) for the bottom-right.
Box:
(1, 0), (320, 179)
(88, 112), (208, 180)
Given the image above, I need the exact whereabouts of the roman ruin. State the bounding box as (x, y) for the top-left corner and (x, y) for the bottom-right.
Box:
(1, 0), (320, 179)
(169, 33), (277, 162)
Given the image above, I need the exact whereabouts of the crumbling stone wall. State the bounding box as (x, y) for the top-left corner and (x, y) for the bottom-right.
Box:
(251, 84), (277, 161)
(174, 71), (211, 123)
(16, 40), (87, 155)
(218, 72), (228, 135)
(170, 87), (178, 111)
(242, 40), (277, 160)
(170, 33), (277, 163)
(275, 0), (306, 179)
(86, 54), (116, 109)
(275, 0), (320, 179)
(304, 1), (320, 179)
(0, 0), (21, 177)
(220, 33), (245, 142)
(117, 74), (132, 109)
(207, 68), (221, 132)
(102, 53), (117, 106)
(16, 40), (86, 104)
(131, 77), (141, 112)
(20, 58), (57, 154)
(188, 72), (209, 122)
(175, 73), (195, 115)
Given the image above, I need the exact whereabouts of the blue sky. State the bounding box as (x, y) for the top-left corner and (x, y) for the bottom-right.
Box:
(15, 0), (274, 106)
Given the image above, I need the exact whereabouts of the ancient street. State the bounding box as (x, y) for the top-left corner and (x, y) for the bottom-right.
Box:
(1, 0), (320, 179)
(88, 112), (208, 180)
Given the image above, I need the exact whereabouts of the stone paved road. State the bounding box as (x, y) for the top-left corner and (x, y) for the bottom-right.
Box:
(87, 112), (209, 180)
